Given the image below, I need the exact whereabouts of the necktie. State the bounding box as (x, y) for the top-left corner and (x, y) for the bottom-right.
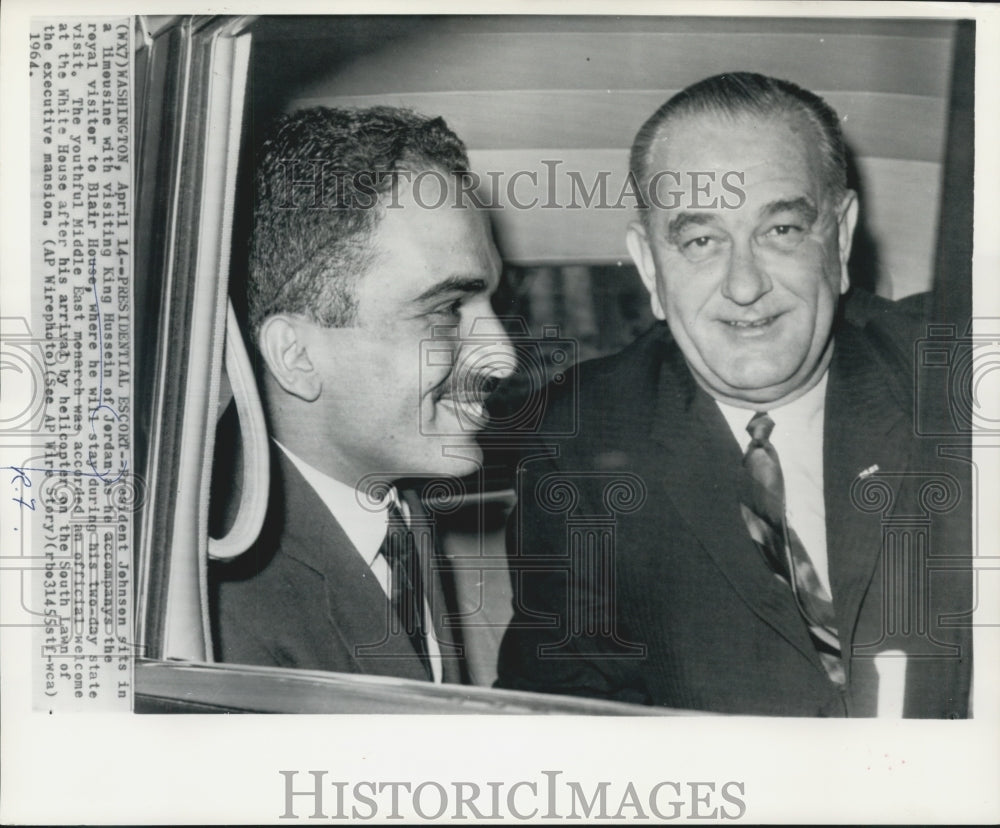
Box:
(741, 412), (845, 685)
(378, 503), (432, 680)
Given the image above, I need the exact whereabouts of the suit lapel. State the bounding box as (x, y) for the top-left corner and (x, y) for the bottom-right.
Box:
(274, 450), (430, 682)
(823, 324), (913, 659)
(644, 344), (820, 665)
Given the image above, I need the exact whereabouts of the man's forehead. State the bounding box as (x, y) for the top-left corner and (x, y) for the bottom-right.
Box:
(380, 167), (487, 225)
(388, 164), (478, 206)
(649, 109), (817, 173)
(358, 184), (499, 302)
(643, 109), (826, 215)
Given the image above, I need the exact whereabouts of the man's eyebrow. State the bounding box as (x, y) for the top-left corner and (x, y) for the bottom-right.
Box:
(760, 197), (818, 224)
(413, 276), (489, 305)
(666, 212), (720, 244)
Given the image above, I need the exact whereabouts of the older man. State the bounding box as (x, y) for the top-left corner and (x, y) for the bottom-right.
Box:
(497, 73), (972, 716)
(211, 107), (513, 683)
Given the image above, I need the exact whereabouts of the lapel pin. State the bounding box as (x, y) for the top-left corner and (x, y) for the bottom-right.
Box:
(858, 464), (880, 480)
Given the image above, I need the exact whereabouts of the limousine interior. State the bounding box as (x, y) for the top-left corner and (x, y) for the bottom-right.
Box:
(131, 13), (973, 713)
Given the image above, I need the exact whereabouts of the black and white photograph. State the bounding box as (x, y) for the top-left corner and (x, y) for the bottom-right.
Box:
(2, 2), (998, 824)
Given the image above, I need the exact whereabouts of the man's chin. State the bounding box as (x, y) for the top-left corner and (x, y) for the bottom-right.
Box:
(716, 365), (832, 408)
(415, 439), (484, 479)
(695, 364), (801, 407)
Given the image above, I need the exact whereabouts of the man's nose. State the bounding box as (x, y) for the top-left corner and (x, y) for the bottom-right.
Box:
(721, 240), (771, 306)
(461, 312), (517, 389)
(454, 313), (517, 410)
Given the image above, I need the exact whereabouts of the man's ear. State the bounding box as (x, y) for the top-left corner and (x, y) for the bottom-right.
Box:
(626, 220), (666, 320)
(257, 315), (321, 402)
(837, 190), (859, 294)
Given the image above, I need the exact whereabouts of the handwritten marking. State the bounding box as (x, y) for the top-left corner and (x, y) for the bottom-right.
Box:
(4, 462), (127, 511)
(6, 274), (128, 512)
(5, 463), (126, 485)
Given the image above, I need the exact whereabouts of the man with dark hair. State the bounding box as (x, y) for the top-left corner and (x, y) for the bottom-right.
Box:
(212, 106), (514, 682)
(498, 72), (972, 716)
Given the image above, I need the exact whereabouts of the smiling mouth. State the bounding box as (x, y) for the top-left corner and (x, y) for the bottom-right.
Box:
(437, 394), (488, 427)
(721, 312), (784, 329)
(434, 374), (500, 422)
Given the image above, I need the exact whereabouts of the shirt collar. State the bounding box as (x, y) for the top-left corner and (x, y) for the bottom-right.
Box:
(715, 371), (828, 452)
(273, 440), (401, 567)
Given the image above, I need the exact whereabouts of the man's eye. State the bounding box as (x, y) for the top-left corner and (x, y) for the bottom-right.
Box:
(678, 234), (723, 261)
(431, 299), (463, 319)
(763, 224), (805, 246)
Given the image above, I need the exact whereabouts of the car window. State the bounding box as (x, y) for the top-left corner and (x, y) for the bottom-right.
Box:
(133, 14), (971, 713)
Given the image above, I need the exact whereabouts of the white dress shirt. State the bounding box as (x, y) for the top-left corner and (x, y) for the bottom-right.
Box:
(715, 374), (833, 599)
(274, 441), (443, 682)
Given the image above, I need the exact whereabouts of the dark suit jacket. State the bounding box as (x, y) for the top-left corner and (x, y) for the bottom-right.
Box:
(210, 448), (466, 683)
(497, 296), (972, 716)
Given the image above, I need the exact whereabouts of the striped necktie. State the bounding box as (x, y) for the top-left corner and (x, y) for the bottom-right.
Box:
(378, 503), (432, 680)
(741, 412), (845, 685)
